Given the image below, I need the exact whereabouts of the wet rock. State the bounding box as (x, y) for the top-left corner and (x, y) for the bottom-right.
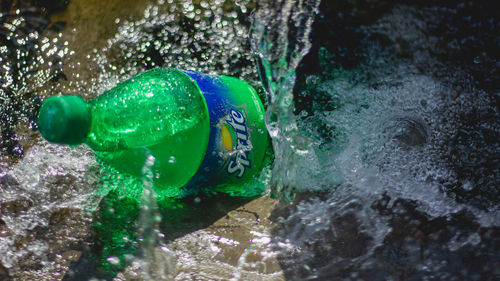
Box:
(17, 252), (45, 272)
(61, 250), (82, 263)
(69, 196), (282, 280)
(112, 262), (146, 281)
(363, 196), (499, 281)
(168, 197), (284, 280)
(0, 217), (11, 237)
(0, 196), (34, 216)
(47, 174), (80, 201)
(12, 227), (51, 272)
(271, 196), (373, 280)
(445, 100), (500, 210)
(112, 247), (176, 281)
(0, 261), (11, 280)
(13, 224), (48, 248)
(15, 250), (85, 281)
(14, 120), (42, 156)
(47, 208), (93, 253)
(0, 175), (21, 191)
(272, 192), (499, 280)
(10, 208), (92, 280)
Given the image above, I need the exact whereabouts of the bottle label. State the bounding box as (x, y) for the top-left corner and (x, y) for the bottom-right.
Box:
(182, 70), (267, 188)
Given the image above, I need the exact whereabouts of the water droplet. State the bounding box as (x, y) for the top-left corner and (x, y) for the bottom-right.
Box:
(106, 256), (120, 265)
(168, 156), (176, 163)
(124, 254), (134, 262)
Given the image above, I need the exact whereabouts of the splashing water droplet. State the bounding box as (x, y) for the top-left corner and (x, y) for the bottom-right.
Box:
(106, 256), (120, 265)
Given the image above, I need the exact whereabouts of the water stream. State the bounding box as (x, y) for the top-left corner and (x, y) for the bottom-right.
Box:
(251, 0), (322, 200)
(1, 0), (499, 280)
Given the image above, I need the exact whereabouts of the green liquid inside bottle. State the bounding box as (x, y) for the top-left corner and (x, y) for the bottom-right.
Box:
(87, 69), (210, 193)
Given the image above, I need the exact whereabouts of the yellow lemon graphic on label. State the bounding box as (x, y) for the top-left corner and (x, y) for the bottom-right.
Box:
(221, 124), (233, 151)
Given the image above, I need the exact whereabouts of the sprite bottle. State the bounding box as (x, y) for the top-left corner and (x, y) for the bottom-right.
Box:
(38, 68), (268, 198)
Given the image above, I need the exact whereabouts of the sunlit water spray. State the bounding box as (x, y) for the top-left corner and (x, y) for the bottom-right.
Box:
(2, 0), (276, 279)
(127, 152), (175, 281)
(259, 3), (499, 279)
(1, 0), (263, 279)
(1, 0), (499, 280)
(251, 0), (322, 200)
(0, 143), (97, 278)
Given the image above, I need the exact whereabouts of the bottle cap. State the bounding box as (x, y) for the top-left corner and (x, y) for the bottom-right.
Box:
(38, 95), (91, 145)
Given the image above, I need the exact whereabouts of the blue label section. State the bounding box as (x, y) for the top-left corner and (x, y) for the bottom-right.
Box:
(183, 70), (232, 187)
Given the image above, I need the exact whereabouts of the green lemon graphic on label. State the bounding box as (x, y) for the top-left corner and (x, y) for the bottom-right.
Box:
(221, 124), (233, 151)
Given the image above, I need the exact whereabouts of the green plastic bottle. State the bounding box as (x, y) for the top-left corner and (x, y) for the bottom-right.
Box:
(38, 68), (268, 198)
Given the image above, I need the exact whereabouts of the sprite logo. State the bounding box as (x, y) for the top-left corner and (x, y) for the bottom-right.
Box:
(221, 109), (252, 178)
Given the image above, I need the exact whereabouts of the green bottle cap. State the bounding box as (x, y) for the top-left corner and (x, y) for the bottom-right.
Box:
(38, 95), (91, 145)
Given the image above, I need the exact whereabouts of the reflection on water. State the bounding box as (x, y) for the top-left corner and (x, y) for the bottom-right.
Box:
(1, 0), (499, 280)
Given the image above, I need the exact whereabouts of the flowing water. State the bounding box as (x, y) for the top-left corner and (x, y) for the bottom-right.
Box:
(258, 1), (499, 280)
(1, 0), (499, 280)
(251, 0), (321, 200)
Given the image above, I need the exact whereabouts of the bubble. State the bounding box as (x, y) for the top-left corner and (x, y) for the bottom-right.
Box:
(168, 156), (176, 163)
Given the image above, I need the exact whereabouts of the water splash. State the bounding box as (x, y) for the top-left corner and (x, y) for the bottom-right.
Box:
(1, 0), (265, 279)
(136, 152), (176, 280)
(251, 0), (322, 199)
(0, 143), (97, 278)
(2, 0), (498, 280)
(88, 0), (259, 97)
(265, 2), (500, 279)
(0, 3), (71, 162)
